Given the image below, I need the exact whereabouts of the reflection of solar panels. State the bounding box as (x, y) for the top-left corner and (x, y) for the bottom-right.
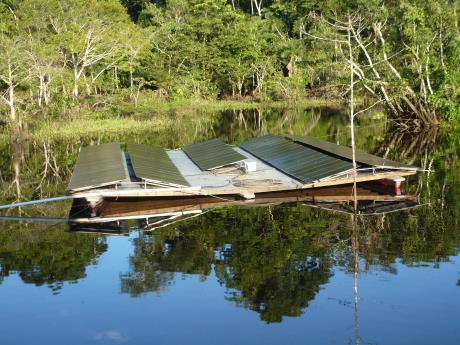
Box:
(67, 143), (128, 192)
(127, 143), (189, 187)
(240, 135), (353, 183)
(183, 138), (246, 170)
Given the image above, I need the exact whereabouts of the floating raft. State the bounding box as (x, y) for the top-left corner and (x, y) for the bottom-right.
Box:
(67, 135), (420, 202)
(69, 185), (418, 225)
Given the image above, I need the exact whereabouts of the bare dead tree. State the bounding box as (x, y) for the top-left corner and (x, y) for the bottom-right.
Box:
(302, 13), (383, 210)
(252, 0), (263, 17)
(302, 11), (439, 127)
(0, 38), (30, 129)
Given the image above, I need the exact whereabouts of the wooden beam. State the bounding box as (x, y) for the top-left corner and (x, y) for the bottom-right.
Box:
(302, 171), (417, 189)
(70, 171), (416, 200)
(96, 187), (415, 219)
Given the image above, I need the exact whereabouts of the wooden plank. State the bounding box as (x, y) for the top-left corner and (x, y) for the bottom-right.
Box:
(70, 170), (416, 200)
(90, 186), (414, 219)
(302, 170), (417, 189)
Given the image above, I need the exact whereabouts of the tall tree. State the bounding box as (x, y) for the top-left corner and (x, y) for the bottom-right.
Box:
(0, 3), (28, 126)
(43, 0), (137, 97)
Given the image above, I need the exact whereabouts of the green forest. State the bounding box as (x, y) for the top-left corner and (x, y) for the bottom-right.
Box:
(0, 0), (459, 133)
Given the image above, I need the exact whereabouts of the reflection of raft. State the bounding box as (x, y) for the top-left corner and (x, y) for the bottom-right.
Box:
(67, 134), (420, 206)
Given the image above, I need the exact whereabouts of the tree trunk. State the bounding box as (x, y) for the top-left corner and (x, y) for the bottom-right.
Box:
(38, 75), (43, 108)
(73, 76), (79, 98)
(130, 64), (134, 99)
(43, 74), (50, 105)
(73, 64), (81, 98)
(253, 0), (263, 17)
(114, 66), (119, 90)
(7, 62), (17, 123)
(86, 75), (92, 95)
(287, 55), (295, 78)
(237, 78), (243, 97)
(37, 73), (50, 107)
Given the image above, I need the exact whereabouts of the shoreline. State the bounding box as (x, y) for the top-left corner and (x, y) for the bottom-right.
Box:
(1, 97), (347, 141)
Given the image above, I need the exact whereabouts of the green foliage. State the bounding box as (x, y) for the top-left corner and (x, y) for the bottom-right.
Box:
(0, 0), (460, 129)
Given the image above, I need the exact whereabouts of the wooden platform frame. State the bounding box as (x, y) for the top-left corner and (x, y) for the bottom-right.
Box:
(70, 170), (416, 201)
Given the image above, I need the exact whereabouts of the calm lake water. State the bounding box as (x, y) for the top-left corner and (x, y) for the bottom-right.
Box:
(1, 107), (459, 345)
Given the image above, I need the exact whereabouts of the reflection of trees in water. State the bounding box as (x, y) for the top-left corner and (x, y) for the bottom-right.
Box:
(0, 224), (107, 294)
(120, 188), (460, 322)
(120, 233), (213, 296)
(222, 260), (329, 323)
(0, 142), (109, 294)
(219, 237), (331, 323)
(375, 126), (439, 165)
(120, 205), (341, 322)
(384, 123), (460, 278)
(371, 126), (460, 264)
(213, 206), (335, 323)
(212, 106), (353, 145)
(357, 206), (460, 267)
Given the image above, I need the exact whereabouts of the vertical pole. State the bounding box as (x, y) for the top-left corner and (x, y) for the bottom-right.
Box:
(348, 16), (358, 212)
(351, 214), (360, 345)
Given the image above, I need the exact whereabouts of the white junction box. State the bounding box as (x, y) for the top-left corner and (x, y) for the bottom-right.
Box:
(243, 161), (257, 173)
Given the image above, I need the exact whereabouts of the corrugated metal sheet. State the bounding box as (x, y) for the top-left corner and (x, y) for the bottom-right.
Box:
(127, 143), (189, 187)
(240, 135), (354, 183)
(67, 143), (128, 191)
(288, 136), (417, 169)
(183, 138), (246, 170)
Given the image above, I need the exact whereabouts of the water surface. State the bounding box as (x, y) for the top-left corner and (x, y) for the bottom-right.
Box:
(0, 107), (459, 345)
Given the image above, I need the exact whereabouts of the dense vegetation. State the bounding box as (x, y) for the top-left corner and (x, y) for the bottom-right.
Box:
(0, 0), (459, 131)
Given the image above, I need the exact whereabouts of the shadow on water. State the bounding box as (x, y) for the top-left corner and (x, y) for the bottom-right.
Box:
(0, 106), (459, 336)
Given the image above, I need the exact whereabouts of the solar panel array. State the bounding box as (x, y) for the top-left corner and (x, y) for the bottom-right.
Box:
(183, 138), (246, 170)
(67, 143), (128, 191)
(240, 134), (354, 183)
(127, 143), (189, 187)
(69, 135), (397, 192)
(289, 135), (416, 169)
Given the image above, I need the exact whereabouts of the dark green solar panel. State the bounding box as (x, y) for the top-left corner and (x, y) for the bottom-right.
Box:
(240, 135), (354, 183)
(127, 143), (189, 187)
(183, 138), (246, 171)
(67, 143), (128, 191)
(288, 135), (416, 169)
